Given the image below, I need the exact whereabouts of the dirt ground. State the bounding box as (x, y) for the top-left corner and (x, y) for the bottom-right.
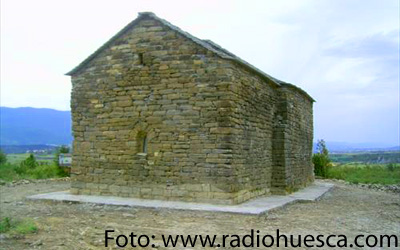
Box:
(0, 179), (399, 250)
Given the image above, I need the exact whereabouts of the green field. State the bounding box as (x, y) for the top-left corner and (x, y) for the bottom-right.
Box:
(330, 151), (400, 164)
(6, 154), (54, 165)
(327, 163), (400, 185)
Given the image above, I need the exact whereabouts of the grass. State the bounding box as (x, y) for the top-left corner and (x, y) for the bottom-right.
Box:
(326, 163), (400, 185)
(0, 217), (37, 235)
(0, 163), (20, 182)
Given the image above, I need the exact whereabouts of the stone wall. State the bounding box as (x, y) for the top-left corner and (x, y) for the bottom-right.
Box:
(70, 17), (241, 204)
(280, 85), (314, 191)
(69, 15), (314, 204)
(227, 66), (278, 203)
(271, 85), (314, 193)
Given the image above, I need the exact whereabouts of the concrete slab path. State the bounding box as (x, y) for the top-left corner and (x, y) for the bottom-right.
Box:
(27, 181), (334, 215)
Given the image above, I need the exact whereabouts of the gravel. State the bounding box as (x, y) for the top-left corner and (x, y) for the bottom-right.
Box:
(0, 179), (399, 249)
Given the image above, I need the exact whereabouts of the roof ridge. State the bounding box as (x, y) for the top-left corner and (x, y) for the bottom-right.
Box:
(65, 12), (280, 85)
(202, 39), (237, 58)
(134, 15), (283, 87)
(141, 14), (234, 60)
(65, 12), (315, 101)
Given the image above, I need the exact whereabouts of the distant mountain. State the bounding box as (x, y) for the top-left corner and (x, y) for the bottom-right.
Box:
(314, 141), (400, 153)
(1, 106), (398, 153)
(0, 107), (72, 145)
(0, 144), (59, 154)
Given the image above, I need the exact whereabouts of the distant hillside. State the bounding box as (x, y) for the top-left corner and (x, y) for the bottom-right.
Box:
(330, 151), (400, 164)
(1, 106), (398, 153)
(0, 107), (72, 145)
(313, 141), (400, 153)
(0, 144), (59, 154)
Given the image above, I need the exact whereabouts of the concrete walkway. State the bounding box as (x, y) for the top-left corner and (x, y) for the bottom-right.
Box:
(27, 181), (334, 215)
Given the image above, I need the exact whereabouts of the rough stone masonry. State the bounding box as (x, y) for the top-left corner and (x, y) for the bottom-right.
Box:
(66, 12), (315, 205)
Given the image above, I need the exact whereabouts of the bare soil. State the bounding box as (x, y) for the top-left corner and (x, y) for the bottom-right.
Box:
(0, 179), (399, 249)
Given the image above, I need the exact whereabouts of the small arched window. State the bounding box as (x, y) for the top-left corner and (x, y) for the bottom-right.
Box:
(136, 131), (148, 154)
(138, 53), (144, 66)
(142, 135), (148, 153)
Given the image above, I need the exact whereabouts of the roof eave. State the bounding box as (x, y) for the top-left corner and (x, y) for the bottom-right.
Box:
(280, 83), (316, 102)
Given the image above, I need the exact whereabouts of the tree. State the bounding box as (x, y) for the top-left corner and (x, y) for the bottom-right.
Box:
(15, 153), (39, 175)
(20, 154), (39, 169)
(54, 145), (70, 166)
(312, 139), (331, 177)
(0, 150), (7, 164)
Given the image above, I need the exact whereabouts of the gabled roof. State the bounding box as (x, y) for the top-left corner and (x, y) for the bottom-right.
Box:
(66, 12), (314, 102)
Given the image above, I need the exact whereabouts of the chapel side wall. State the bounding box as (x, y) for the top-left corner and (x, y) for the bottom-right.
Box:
(228, 65), (279, 203)
(70, 17), (238, 204)
(278, 86), (314, 192)
(271, 90), (288, 193)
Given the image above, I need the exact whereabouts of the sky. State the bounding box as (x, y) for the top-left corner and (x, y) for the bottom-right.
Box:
(1, 0), (399, 146)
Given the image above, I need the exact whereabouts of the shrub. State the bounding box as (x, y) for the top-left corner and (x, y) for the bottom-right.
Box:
(0, 217), (37, 234)
(386, 163), (395, 172)
(14, 218), (38, 234)
(0, 163), (20, 182)
(312, 139), (331, 177)
(21, 154), (39, 169)
(0, 150), (7, 164)
(28, 164), (68, 179)
(0, 153), (68, 182)
(0, 217), (12, 233)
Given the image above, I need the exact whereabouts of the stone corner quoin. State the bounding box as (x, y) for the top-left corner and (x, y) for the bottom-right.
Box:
(66, 12), (315, 205)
